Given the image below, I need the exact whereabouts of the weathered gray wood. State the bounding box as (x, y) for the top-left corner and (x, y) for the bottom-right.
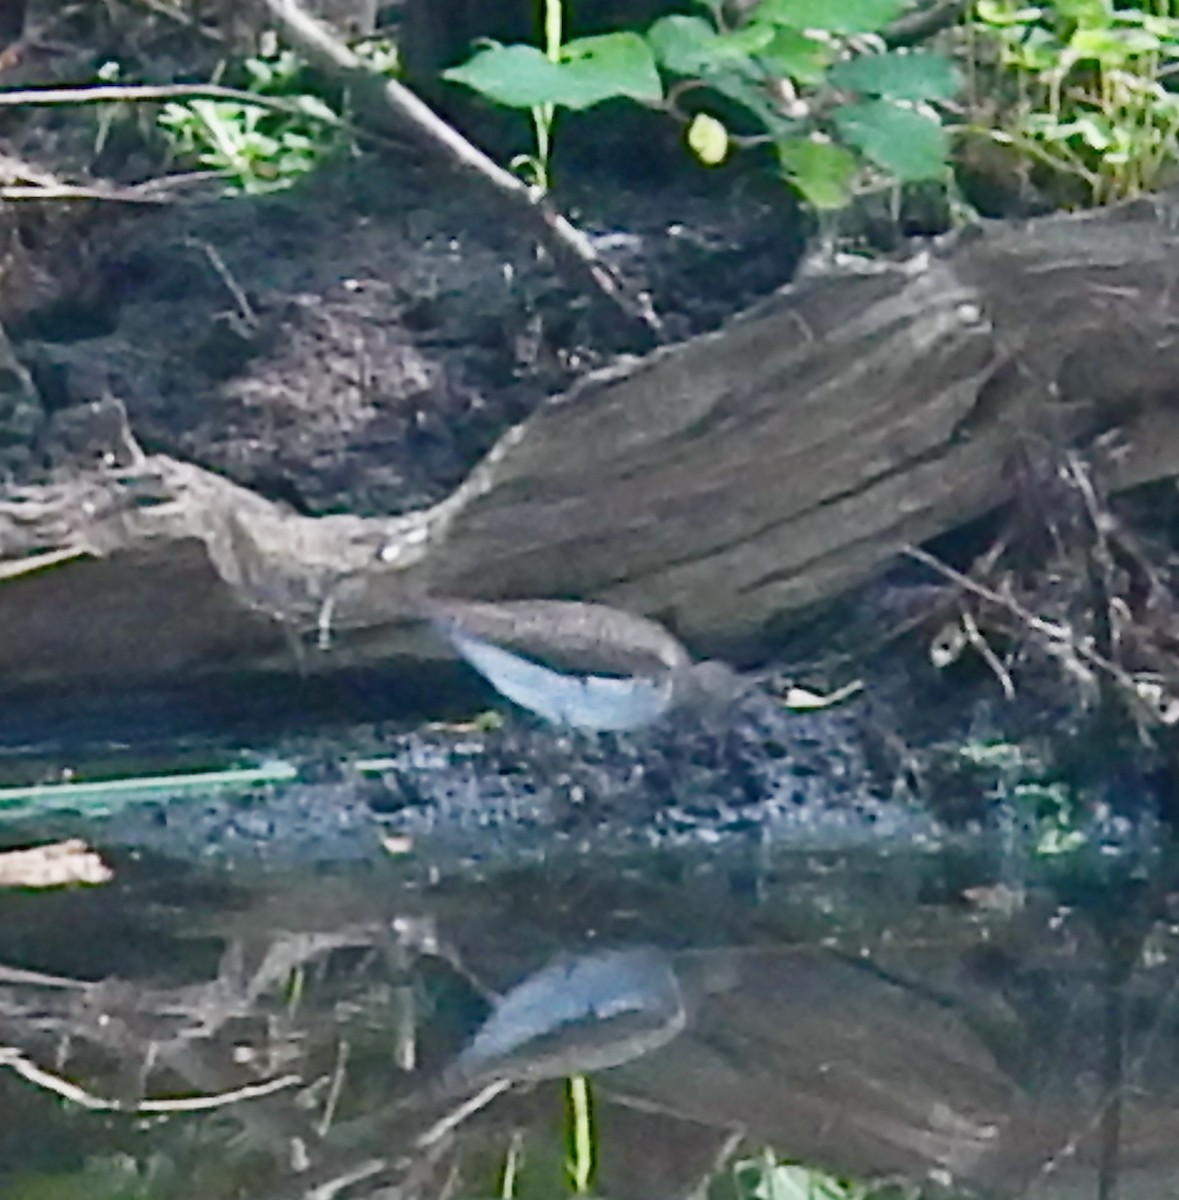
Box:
(4, 200), (1179, 690)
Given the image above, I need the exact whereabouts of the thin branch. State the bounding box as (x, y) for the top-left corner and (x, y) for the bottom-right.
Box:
(414, 1079), (512, 1149)
(257, 0), (663, 348)
(905, 544), (1152, 707)
(0, 1045), (300, 1111)
(182, 237), (259, 326)
(0, 82), (347, 125)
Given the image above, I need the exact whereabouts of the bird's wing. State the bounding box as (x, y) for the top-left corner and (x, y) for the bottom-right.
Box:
(444, 628), (672, 730)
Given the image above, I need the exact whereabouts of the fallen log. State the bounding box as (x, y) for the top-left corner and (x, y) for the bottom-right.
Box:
(3, 199), (1179, 693)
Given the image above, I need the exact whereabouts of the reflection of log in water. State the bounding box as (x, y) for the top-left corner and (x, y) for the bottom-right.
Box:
(13, 861), (1179, 1199)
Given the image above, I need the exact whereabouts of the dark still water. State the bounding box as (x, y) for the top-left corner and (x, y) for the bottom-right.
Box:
(0, 832), (1175, 1200)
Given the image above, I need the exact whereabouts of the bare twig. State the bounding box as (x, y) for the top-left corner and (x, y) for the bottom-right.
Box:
(0, 81), (347, 124)
(183, 237), (259, 326)
(0, 962), (90, 989)
(414, 1079), (512, 1149)
(257, 0), (663, 347)
(907, 545), (1077, 650)
(0, 547), (88, 581)
(316, 1038), (349, 1137)
(960, 606), (1016, 700)
(906, 544), (1152, 708)
(0, 1045), (299, 1111)
(0, 182), (167, 203)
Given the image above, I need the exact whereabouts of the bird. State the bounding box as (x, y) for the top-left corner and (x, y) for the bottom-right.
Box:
(447, 946), (686, 1089)
(420, 596), (743, 732)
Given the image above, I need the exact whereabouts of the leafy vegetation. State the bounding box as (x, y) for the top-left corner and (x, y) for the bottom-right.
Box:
(143, 0), (1179, 215)
(155, 33), (396, 194)
(958, 740), (1088, 856)
(967, 0), (1179, 205)
(444, 0), (959, 208)
(729, 1151), (928, 1200)
(156, 34), (340, 193)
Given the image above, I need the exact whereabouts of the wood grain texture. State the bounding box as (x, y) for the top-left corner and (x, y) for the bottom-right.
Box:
(4, 201), (1179, 690)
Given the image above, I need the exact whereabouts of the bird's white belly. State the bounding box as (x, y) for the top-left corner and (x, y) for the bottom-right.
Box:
(446, 629), (673, 731)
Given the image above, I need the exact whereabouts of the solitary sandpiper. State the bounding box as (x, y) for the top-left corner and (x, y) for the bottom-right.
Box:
(422, 596), (742, 731)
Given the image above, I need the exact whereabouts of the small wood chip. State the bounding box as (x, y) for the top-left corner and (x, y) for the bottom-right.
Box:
(0, 839), (113, 888)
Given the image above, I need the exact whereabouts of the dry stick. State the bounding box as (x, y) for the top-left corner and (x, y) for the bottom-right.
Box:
(0, 171), (224, 203)
(905, 545), (1146, 699)
(0, 83), (409, 175)
(0, 81), (352, 127)
(0, 1045), (300, 1112)
(183, 236), (259, 325)
(907, 544), (1176, 729)
(256, 0), (663, 348)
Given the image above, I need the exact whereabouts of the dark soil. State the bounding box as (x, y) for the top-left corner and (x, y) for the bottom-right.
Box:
(5, 139), (807, 517)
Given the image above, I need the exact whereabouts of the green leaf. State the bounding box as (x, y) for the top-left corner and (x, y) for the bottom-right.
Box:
(762, 1164), (829, 1200)
(646, 14), (714, 73)
(756, 0), (904, 34)
(1009, 25), (1063, 70)
(1070, 25), (1160, 60)
(687, 112), (730, 163)
(828, 51), (960, 100)
(444, 44), (566, 108)
(758, 27), (832, 84)
(558, 32), (663, 106)
(444, 37), (661, 111)
(1141, 14), (1179, 41)
(646, 15), (758, 76)
(1046, 113), (1113, 149)
(777, 136), (856, 208)
(715, 23), (776, 56)
(294, 94), (340, 122)
(1053, 0), (1112, 28)
(833, 99), (949, 180)
(975, 1), (1044, 26)
(703, 69), (798, 137)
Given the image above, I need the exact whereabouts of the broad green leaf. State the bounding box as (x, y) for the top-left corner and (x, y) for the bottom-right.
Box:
(444, 44), (567, 108)
(828, 50), (960, 100)
(777, 136), (856, 208)
(646, 15), (715, 74)
(646, 15), (759, 76)
(758, 27), (832, 84)
(558, 32), (663, 106)
(688, 112), (730, 163)
(756, 0), (904, 34)
(833, 99), (949, 179)
(444, 36), (661, 111)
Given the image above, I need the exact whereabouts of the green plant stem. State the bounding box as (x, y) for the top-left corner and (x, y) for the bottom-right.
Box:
(529, 0), (565, 194)
(566, 1075), (594, 1194)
